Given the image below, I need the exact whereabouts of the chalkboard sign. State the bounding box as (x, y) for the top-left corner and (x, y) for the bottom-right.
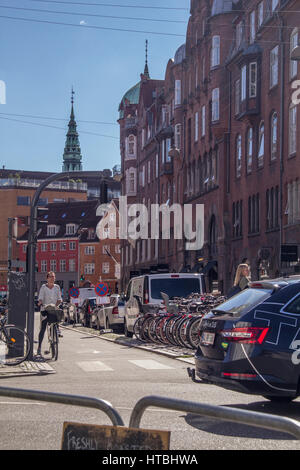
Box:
(61, 422), (170, 450)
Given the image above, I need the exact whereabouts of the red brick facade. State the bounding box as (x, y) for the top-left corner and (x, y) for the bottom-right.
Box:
(119, 0), (300, 294)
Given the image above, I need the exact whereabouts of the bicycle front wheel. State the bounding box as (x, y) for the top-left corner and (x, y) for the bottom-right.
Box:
(50, 324), (58, 360)
(0, 326), (30, 366)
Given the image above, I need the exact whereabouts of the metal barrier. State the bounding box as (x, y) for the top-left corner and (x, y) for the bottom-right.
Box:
(129, 395), (300, 439)
(0, 385), (124, 427)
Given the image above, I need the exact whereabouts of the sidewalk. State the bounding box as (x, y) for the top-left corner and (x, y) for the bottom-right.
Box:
(0, 359), (55, 378)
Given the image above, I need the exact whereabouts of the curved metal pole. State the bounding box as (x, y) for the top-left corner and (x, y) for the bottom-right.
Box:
(27, 171), (103, 359)
(129, 395), (300, 439)
(0, 385), (124, 427)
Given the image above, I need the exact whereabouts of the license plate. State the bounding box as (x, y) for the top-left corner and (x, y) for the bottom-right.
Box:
(201, 331), (215, 346)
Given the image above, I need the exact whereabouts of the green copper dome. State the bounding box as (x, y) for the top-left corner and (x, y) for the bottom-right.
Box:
(118, 82), (141, 119)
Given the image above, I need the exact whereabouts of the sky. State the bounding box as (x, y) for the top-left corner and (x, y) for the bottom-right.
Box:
(0, 0), (189, 173)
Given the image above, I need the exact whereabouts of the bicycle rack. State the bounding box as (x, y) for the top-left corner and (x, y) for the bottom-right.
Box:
(0, 385), (124, 427)
(129, 395), (300, 440)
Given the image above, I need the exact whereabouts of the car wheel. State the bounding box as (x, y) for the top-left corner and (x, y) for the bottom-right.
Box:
(263, 395), (295, 403)
(124, 319), (133, 338)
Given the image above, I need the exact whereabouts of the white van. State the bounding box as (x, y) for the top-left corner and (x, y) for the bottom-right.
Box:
(123, 273), (205, 337)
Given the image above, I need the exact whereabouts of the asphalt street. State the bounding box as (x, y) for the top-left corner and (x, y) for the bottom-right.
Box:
(0, 316), (299, 450)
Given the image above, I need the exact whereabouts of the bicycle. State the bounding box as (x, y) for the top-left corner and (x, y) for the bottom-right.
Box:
(0, 307), (30, 366)
(43, 305), (63, 361)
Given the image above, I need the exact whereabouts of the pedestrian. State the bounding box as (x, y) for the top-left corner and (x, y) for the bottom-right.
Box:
(227, 263), (251, 298)
(37, 271), (62, 356)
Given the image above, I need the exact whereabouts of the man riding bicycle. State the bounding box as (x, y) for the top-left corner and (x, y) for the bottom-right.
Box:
(37, 271), (62, 356)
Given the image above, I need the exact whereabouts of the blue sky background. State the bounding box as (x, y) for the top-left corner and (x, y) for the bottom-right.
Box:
(0, 0), (189, 173)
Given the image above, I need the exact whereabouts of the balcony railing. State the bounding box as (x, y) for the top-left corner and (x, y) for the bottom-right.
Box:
(0, 178), (88, 191)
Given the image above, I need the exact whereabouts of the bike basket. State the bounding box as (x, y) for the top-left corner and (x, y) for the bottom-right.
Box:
(46, 309), (63, 324)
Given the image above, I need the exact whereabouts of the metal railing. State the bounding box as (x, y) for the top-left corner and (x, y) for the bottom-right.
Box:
(0, 386), (300, 441)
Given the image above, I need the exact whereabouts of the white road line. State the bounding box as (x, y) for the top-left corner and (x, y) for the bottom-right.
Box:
(76, 361), (113, 372)
(128, 359), (174, 370)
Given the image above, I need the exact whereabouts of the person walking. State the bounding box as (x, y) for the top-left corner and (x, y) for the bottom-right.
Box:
(37, 271), (62, 356)
(227, 263), (251, 298)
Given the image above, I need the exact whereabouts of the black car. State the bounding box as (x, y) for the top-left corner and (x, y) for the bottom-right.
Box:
(195, 276), (300, 403)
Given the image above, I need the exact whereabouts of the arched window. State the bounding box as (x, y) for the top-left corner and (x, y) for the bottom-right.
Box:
(271, 112), (278, 160)
(126, 134), (136, 159)
(236, 134), (242, 177)
(246, 127), (253, 173)
(258, 121), (264, 167)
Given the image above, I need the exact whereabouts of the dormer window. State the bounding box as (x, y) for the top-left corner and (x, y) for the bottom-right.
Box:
(47, 225), (57, 237)
(66, 223), (76, 235)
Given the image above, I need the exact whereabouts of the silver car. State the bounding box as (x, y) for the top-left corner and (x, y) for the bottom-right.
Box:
(95, 295), (125, 331)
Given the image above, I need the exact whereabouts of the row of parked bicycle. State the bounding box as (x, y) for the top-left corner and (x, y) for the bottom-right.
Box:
(132, 293), (226, 350)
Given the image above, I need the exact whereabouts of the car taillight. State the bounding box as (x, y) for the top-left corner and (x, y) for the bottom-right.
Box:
(220, 327), (269, 344)
(112, 307), (118, 315)
(144, 292), (149, 304)
(88, 305), (91, 313)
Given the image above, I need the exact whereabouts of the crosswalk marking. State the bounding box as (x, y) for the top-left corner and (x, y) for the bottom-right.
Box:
(128, 359), (174, 370)
(76, 361), (113, 372)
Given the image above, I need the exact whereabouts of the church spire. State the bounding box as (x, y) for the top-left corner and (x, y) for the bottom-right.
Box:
(62, 88), (83, 172)
(143, 39), (150, 79)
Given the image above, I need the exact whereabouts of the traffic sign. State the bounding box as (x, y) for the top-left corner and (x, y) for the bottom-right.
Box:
(69, 287), (80, 298)
(95, 282), (109, 297)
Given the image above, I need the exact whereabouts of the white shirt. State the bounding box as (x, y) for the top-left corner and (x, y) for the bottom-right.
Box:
(38, 283), (62, 310)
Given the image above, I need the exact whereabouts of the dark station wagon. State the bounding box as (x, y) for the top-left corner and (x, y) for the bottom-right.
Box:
(194, 276), (300, 403)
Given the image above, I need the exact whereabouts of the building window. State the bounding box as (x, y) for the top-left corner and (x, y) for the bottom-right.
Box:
(258, 1), (264, 28)
(235, 79), (240, 115)
(41, 260), (47, 273)
(212, 88), (219, 122)
(201, 106), (206, 136)
(84, 263), (95, 274)
(60, 259), (66, 273)
(50, 242), (57, 251)
(47, 225), (56, 237)
(126, 134), (136, 159)
(66, 224), (76, 235)
(241, 65), (247, 101)
(69, 259), (76, 272)
(175, 79), (181, 106)
(174, 123), (181, 150)
(289, 104), (297, 155)
(248, 194), (260, 234)
(249, 62), (257, 98)
(236, 134), (242, 178)
(258, 121), (265, 166)
(250, 10), (255, 43)
(60, 242), (66, 251)
(17, 196), (30, 206)
(41, 243), (47, 252)
(102, 262), (110, 274)
(102, 245), (110, 255)
(115, 244), (121, 254)
(211, 35), (220, 67)
(69, 241), (76, 250)
(232, 200), (243, 238)
(194, 112), (199, 142)
(266, 186), (279, 230)
(84, 246), (95, 255)
(272, 0), (279, 11)
(290, 28), (299, 79)
(22, 244), (27, 253)
(270, 112), (278, 160)
(236, 21), (243, 49)
(270, 46), (279, 88)
(50, 259), (56, 272)
(246, 127), (253, 173)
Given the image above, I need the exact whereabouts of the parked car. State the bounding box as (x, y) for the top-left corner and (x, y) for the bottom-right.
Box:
(80, 297), (98, 328)
(124, 273), (205, 337)
(95, 295), (125, 332)
(194, 276), (300, 403)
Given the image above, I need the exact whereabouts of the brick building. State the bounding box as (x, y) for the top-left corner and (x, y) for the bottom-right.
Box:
(118, 0), (300, 294)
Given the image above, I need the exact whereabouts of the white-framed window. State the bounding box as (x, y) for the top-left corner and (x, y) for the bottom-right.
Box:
(250, 10), (255, 43)
(271, 112), (278, 160)
(102, 244), (110, 255)
(289, 104), (297, 155)
(258, 121), (265, 165)
(126, 134), (136, 159)
(60, 242), (66, 251)
(235, 79), (240, 115)
(290, 28), (299, 79)
(102, 262), (110, 274)
(115, 244), (121, 254)
(161, 104), (170, 127)
(194, 112), (199, 142)
(174, 123), (181, 150)
(161, 140), (165, 163)
(246, 127), (253, 173)
(60, 259), (66, 273)
(84, 245), (95, 255)
(50, 242), (57, 251)
(47, 225), (57, 236)
(236, 134), (242, 178)
(41, 260), (47, 273)
(22, 244), (27, 253)
(236, 21), (243, 48)
(270, 46), (279, 88)
(69, 241), (76, 251)
(166, 138), (172, 162)
(69, 259), (76, 272)
(41, 243), (47, 252)
(249, 62), (257, 98)
(66, 223), (76, 235)
(211, 35), (220, 67)
(50, 259), (56, 272)
(84, 263), (95, 274)
(155, 153), (159, 178)
(127, 168), (136, 194)
(241, 65), (247, 101)
(175, 79), (181, 106)
(212, 88), (220, 121)
(201, 105), (206, 137)
(115, 263), (120, 279)
(258, 1), (264, 28)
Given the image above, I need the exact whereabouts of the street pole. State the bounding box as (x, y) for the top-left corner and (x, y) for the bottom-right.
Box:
(26, 171), (104, 359)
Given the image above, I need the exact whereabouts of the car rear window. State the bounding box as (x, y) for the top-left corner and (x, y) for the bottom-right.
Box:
(150, 278), (201, 300)
(89, 299), (97, 307)
(213, 288), (272, 316)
